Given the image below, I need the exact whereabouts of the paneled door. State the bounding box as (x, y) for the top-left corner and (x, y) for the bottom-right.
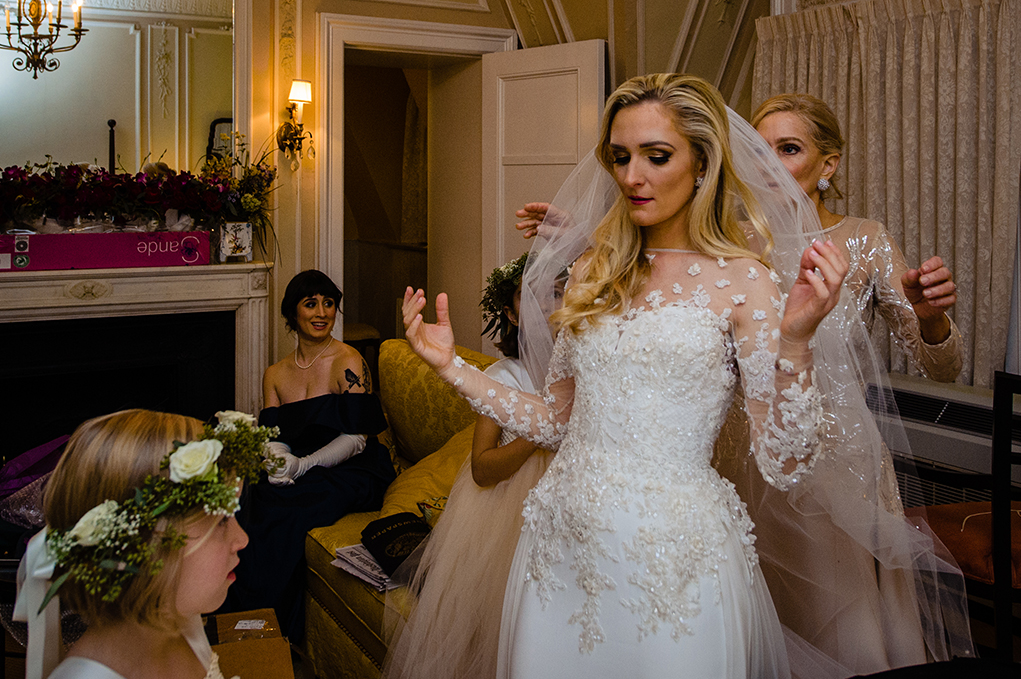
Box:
(480, 40), (605, 353)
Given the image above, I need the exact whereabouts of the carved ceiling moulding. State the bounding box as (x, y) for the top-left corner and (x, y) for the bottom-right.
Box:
(84, 0), (232, 20)
(359, 0), (491, 13)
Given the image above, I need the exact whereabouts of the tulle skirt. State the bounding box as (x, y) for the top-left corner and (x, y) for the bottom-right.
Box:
(382, 450), (551, 679)
(714, 400), (973, 678)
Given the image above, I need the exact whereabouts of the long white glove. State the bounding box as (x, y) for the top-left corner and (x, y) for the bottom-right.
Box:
(264, 435), (367, 486)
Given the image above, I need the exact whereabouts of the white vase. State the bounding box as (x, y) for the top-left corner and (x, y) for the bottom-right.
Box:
(219, 222), (253, 262)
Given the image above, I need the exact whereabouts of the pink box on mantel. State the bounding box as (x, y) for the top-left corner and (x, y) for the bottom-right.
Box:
(0, 231), (211, 271)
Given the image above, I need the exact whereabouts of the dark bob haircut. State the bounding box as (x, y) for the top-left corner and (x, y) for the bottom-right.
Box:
(281, 269), (343, 333)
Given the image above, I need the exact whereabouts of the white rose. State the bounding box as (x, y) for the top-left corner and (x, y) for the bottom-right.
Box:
(69, 500), (120, 546)
(169, 439), (223, 483)
(215, 410), (257, 428)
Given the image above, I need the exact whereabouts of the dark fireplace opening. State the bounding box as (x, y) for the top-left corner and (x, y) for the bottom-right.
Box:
(1, 311), (235, 461)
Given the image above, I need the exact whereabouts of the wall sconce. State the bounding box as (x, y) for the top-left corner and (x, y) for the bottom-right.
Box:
(276, 79), (314, 170)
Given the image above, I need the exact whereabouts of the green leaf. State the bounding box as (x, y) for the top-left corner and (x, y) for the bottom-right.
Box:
(38, 571), (71, 615)
(151, 499), (173, 517)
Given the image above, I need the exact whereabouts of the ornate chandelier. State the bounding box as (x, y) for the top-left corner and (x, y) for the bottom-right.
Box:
(2, 0), (87, 79)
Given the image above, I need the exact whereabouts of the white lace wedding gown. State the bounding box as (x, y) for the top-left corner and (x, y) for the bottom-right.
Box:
(442, 251), (825, 679)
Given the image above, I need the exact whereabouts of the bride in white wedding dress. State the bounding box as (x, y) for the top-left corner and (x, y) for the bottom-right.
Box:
(401, 74), (849, 678)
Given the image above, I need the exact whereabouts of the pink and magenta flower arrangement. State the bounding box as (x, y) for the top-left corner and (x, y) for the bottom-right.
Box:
(1, 135), (277, 245)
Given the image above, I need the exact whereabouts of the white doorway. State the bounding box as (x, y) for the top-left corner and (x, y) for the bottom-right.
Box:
(319, 16), (604, 353)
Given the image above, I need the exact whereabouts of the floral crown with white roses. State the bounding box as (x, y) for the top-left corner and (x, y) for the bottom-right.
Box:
(40, 410), (279, 611)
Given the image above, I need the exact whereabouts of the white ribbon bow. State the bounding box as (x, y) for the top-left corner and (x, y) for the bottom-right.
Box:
(14, 529), (62, 679)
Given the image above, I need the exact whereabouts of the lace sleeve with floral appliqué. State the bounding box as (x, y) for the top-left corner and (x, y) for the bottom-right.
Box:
(854, 220), (962, 382)
(438, 332), (575, 452)
(731, 264), (825, 491)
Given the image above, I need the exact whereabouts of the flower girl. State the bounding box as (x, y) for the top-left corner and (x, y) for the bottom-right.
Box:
(15, 409), (275, 679)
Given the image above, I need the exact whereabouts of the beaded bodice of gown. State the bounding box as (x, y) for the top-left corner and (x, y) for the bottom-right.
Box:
(446, 251), (825, 650)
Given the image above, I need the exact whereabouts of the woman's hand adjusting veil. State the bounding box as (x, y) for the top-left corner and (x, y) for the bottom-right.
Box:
(515, 202), (571, 240)
(781, 239), (849, 343)
(403, 287), (458, 379)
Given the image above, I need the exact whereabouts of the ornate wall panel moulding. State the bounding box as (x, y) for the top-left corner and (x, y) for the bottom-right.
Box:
(279, 0), (297, 81)
(85, 0), (232, 20)
(64, 280), (112, 300)
(358, 0), (491, 13)
(153, 23), (175, 119)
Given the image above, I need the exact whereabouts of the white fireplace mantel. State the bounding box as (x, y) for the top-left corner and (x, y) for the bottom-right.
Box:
(0, 262), (272, 415)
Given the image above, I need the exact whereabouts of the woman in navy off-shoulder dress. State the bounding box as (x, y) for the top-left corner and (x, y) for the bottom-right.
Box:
(223, 270), (395, 639)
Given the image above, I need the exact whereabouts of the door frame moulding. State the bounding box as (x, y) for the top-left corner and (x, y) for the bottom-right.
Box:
(317, 14), (517, 294)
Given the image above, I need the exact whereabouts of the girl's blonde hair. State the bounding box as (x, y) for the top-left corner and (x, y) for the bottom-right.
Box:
(751, 93), (845, 200)
(554, 73), (772, 333)
(43, 409), (205, 629)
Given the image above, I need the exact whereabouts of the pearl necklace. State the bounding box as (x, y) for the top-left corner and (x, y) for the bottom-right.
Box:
(294, 337), (333, 370)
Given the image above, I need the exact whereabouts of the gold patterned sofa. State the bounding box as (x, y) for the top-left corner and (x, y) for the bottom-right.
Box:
(303, 339), (497, 679)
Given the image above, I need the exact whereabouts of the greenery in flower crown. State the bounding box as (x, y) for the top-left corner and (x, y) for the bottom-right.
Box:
(41, 411), (279, 611)
(480, 253), (528, 340)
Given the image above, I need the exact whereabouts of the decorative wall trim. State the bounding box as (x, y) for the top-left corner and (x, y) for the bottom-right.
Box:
(517, 0), (543, 45)
(715, 0), (750, 88)
(501, 0), (528, 48)
(635, 0), (644, 75)
(184, 26), (233, 169)
(549, 0), (574, 43)
(355, 0), (491, 13)
(84, 0), (232, 19)
(541, 0), (564, 43)
(234, 0), (252, 144)
(154, 24), (174, 119)
(147, 23), (179, 168)
(318, 14), (516, 300)
(0, 263), (273, 414)
(667, 0), (699, 73)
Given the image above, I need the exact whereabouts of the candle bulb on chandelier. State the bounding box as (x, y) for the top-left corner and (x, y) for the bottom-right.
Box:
(46, 2), (52, 32)
(55, 0), (60, 25)
(74, 0), (80, 30)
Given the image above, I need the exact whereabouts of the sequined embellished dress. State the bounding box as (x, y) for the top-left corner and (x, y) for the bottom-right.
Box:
(713, 216), (969, 676)
(439, 252), (825, 679)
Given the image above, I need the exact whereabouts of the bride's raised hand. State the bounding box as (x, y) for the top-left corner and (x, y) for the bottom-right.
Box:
(780, 239), (848, 344)
(403, 287), (457, 376)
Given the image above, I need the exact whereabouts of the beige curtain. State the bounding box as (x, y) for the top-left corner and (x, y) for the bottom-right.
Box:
(753, 0), (1021, 387)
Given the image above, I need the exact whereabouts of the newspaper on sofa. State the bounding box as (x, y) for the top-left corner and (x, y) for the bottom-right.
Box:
(332, 544), (400, 592)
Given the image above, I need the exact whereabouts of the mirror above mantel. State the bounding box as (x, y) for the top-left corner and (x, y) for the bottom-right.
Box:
(0, 0), (233, 175)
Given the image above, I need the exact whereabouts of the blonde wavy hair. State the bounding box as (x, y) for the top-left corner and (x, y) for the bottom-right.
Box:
(43, 409), (206, 630)
(751, 93), (845, 200)
(553, 74), (773, 334)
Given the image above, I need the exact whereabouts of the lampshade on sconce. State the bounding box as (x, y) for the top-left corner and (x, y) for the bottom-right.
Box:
(277, 78), (314, 170)
(288, 79), (312, 104)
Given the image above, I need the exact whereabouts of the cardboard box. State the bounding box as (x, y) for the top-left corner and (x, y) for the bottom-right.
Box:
(0, 231), (211, 271)
(205, 608), (294, 679)
(214, 637), (294, 679)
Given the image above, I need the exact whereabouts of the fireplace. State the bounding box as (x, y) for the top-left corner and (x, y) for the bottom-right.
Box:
(0, 263), (271, 461)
